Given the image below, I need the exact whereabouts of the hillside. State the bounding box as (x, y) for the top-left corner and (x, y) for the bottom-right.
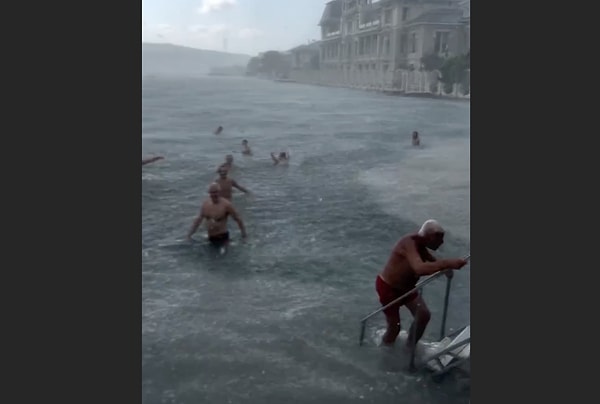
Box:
(142, 43), (252, 77)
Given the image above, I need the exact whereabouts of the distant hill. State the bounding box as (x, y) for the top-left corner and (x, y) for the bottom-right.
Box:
(142, 43), (252, 77)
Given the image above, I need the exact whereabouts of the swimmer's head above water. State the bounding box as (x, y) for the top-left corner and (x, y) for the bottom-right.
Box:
(417, 219), (445, 250)
(271, 151), (289, 165)
(225, 154), (234, 164)
(412, 131), (420, 146)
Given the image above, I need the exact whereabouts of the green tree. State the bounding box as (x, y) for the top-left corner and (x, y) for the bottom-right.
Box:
(245, 57), (261, 76)
(439, 54), (469, 93)
(420, 53), (445, 71)
(260, 51), (291, 78)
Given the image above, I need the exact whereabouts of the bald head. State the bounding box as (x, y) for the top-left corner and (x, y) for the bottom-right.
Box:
(418, 219), (444, 236)
(208, 182), (220, 193)
(208, 182), (221, 202)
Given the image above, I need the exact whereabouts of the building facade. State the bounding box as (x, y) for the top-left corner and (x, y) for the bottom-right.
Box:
(459, 0), (470, 53)
(314, 0), (469, 93)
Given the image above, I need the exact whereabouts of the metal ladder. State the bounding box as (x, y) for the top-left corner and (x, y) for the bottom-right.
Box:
(422, 324), (470, 378)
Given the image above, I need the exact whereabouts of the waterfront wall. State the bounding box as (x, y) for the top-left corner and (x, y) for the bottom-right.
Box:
(289, 68), (470, 99)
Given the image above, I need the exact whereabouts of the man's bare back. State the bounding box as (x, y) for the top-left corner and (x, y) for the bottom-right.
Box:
(380, 234), (465, 290)
(380, 235), (438, 291)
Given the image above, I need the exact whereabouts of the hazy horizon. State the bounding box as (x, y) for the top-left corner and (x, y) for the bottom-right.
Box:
(142, 0), (326, 55)
(143, 41), (253, 57)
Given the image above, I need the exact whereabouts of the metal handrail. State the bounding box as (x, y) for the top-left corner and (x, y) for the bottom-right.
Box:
(358, 254), (469, 346)
(439, 275), (452, 340)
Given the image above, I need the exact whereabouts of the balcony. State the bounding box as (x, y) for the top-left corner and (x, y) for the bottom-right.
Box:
(358, 20), (380, 31)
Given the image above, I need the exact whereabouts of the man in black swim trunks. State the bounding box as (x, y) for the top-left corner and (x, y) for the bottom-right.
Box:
(186, 183), (247, 247)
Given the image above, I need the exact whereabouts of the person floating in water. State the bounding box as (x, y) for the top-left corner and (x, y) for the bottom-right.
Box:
(270, 151), (290, 165)
(214, 126), (223, 135)
(187, 183), (247, 247)
(375, 220), (467, 359)
(215, 166), (250, 201)
(411, 131), (420, 147)
(241, 139), (252, 156)
(218, 154), (234, 172)
(142, 156), (164, 166)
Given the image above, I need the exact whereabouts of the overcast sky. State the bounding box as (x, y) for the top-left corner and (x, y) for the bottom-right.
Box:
(142, 0), (326, 55)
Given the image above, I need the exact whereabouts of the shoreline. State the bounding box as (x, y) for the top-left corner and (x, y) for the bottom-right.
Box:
(269, 77), (471, 103)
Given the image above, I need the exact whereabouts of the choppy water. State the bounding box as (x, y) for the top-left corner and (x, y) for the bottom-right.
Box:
(142, 76), (470, 404)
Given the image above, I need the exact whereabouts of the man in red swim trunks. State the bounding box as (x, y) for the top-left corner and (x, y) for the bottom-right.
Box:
(376, 219), (467, 350)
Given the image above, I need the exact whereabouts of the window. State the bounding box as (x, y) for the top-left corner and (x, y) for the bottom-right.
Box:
(434, 31), (450, 54)
(410, 32), (416, 53)
(402, 7), (409, 21)
(384, 9), (392, 24)
(399, 34), (406, 54)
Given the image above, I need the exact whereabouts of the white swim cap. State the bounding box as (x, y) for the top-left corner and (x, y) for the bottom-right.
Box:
(418, 219), (445, 236)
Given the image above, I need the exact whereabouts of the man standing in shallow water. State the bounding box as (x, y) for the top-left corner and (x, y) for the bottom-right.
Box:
(241, 139), (252, 156)
(218, 154), (234, 172)
(215, 166), (250, 201)
(187, 183), (247, 247)
(411, 131), (421, 146)
(376, 220), (467, 351)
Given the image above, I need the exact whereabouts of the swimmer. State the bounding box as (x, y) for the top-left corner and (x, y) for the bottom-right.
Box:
(375, 220), (467, 357)
(241, 139), (252, 156)
(411, 131), (420, 147)
(270, 151), (290, 165)
(214, 126), (223, 135)
(142, 156), (164, 166)
(187, 183), (247, 247)
(215, 166), (250, 201)
(217, 154), (235, 172)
